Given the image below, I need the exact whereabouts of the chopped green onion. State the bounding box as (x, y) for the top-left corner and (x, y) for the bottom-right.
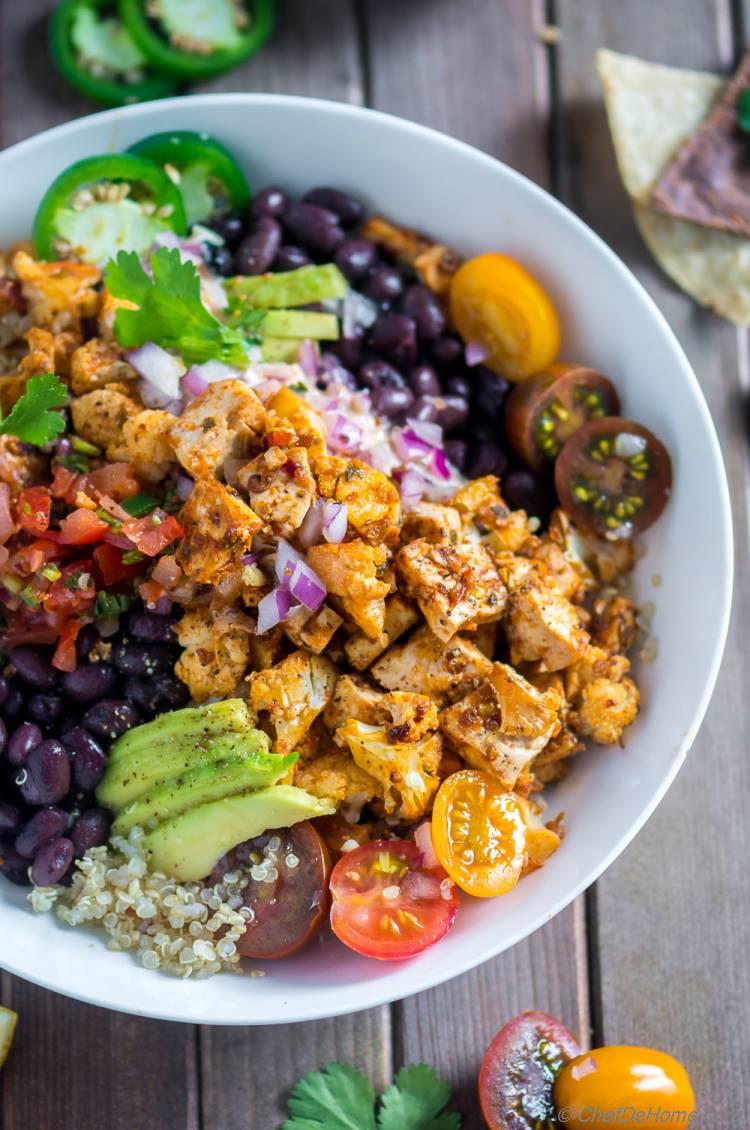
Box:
(121, 549), (146, 565)
(42, 564), (62, 582)
(19, 586), (39, 608)
(95, 507), (121, 528)
(94, 591), (131, 619)
(71, 436), (101, 456)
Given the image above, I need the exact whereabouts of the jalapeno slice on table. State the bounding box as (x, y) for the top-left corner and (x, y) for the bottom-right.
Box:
(33, 154), (187, 264)
(129, 131), (250, 226)
(504, 362), (621, 470)
(555, 417), (672, 538)
(50, 0), (179, 107)
(119, 0), (276, 80)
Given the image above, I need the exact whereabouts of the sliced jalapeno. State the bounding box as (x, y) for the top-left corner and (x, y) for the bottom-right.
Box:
(33, 154), (187, 265)
(128, 131), (250, 226)
(119, 0), (276, 80)
(50, 0), (179, 107)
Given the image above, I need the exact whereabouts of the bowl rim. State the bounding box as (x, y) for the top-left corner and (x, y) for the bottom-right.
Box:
(0, 91), (734, 1024)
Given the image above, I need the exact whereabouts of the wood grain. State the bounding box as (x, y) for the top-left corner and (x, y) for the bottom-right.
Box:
(554, 1), (750, 1122)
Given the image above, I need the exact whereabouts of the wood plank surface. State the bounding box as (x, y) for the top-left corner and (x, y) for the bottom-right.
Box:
(555, 1), (750, 1123)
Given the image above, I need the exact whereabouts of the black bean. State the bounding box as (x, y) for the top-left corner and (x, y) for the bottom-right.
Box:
(2, 686), (24, 724)
(27, 691), (63, 732)
(430, 334), (463, 368)
(19, 739), (71, 806)
(333, 328), (365, 369)
(81, 699), (140, 742)
(359, 359), (406, 391)
(63, 727), (107, 793)
(75, 623), (99, 663)
(446, 373), (472, 399)
(502, 469), (550, 519)
(0, 675), (8, 707)
(111, 641), (174, 678)
(444, 439), (469, 471)
(409, 396), (440, 424)
(123, 673), (190, 716)
(475, 366), (511, 418)
(402, 285), (446, 340)
(273, 245), (311, 272)
(9, 645), (57, 689)
(468, 443), (508, 479)
(369, 313), (417, 368)
(0, 718), (5, 758)
(31, 837), (74, 886)
(61, 662), (117, 705)
(234, 217), (282, 276)
(282, 202), (344, 256)
(0, 838), (30, 886)
(373, 385), (415, 420)
(435, 395), (469, 432)
(205, 244), (234, 277)
(334, 238), (378, 282)
(0, 802), (22, 835)
(302, 186), (365, 228)
(15, 807), (68, 859)
(410, 363), (441, 397)
(364, 267), (404, 303)
(251, 186), (288, 219)
(70, 808), (110, 857)
(204, 211), (245, 247)
(127, 611), (176, 644)
(7, 722), (42, 769)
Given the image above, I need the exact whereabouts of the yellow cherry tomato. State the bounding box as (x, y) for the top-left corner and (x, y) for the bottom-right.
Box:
(431, 770), (526, 897)
(553, 1046), (696, 1129)
(450, 253), (560, 381)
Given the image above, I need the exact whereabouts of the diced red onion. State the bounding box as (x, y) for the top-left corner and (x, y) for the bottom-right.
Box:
(414, 821), (440, 870)
(95, 493), (130, 521)
(392, 427), (431, 462)
(406, 417), (443, 448)
(320, 353), (351, 383)
(326, 413), (362, 454)
(241, 551), (260, 566)
(56, 437), (71, 457)
(398, 468), (426, 510)
(275, 539), (304, 587)
(127, 342), (185, 407)
(175, 474), (194, 502)
(254, 378), (284, 402)
(152, 595), (173, 615)
(430, 448), (451, 481)
(0, 483), (14, 545)
(103, 531), (134, 550)
(465, 340), (490, 366)
(366, 441), (398, 474)
(256, 587), (295, 633)
(152, 231), (203, 267)
(192, 360), (239, 384)
(288, 560), (326, 611)
(182, 369), (209, 400)
(152, 554), (181, 589)
(297, 501), (327, 549)
(322, 501), (348, 544)
(298, 339), (319, 379)
(402, 869), (443, 901)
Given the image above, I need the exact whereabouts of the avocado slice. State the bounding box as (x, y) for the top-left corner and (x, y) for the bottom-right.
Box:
(261, 336), (307, 363)
(111, 751), (298, 836)
(144, 786), (336, 882)
(106, 699), (252, 766)
(261, 310), (339, 341)
(227, 263), (348, 308)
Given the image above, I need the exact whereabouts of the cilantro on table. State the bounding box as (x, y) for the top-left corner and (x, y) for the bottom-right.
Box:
(283, 1062), (461, 1130)
(104, 247), (252, 367)
(0, 372), (68, 446)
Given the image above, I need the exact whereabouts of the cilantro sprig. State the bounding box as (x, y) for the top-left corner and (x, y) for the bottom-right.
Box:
(283, 1063), (461, 1130)
(104, 247), (252, 368)
(0, 372), (68, 446)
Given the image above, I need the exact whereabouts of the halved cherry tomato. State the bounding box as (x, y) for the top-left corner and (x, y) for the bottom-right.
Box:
(555, 417), (672, 538)
(329, 840), (458, 961)
(58, 508), (109, 545)
(554, 1046), (696, 1129)
(212, 823), (331, 960)
(52, 617), (82, 673)
(450, 253), (560, 381)
(16, 487), (51, 535)
(504, 363), (621, 469)
(121, 513), (183, 556)
(479, 1011), (582, 1130)
(432, 770), (526, 898)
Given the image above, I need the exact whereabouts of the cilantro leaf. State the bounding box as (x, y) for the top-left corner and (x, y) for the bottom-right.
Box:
(284, 1063), (377, 1130)
(105, 248), (250, 368)
(228, 303), (266, 342)
(378, 1065), (460, 1130)
(0, 373), (68, 446)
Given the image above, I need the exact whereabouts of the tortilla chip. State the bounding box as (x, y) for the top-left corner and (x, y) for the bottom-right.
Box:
(597, 48), (750, 325)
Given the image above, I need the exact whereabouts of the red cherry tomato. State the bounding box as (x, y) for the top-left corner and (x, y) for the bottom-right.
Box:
(329, 840), (458, 961)
(479, 1011), (581, 1130)
(16, 486), (51, 535)
(122, 513), (183, 556)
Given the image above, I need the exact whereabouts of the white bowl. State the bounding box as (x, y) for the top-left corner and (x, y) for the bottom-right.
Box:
(0, 94), (732, 1025)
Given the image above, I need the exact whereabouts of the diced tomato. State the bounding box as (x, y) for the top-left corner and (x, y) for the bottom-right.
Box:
(84, 462), (141, 501)
(44, 561), (96, 616)
(16, 486), (52, 535)
(93, 542), (143, 587)
(52, 618), (81, 672)
(122, 513), (183, 557)
(151, 553), (181, 589)
(50, 464), (79, 501)
(0, 483), (14, 544)
(7, 539), (64, 577)
(1, 605), (59, 646)
(139, 579), (166, 608)
(58, 508), (110, 545)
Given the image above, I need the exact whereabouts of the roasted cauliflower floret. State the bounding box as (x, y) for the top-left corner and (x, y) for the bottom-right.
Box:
(176, 478), (262, 585)
(248, 650), (338, 756)
(396, 538), (506, 642)
(267, 386), (326, 459)
(452, 475), (534, 550)
(338, 718), (442, 821)
(400, 501), (461, 546)
(439, 662), (562, 789)
(13, 250), (99, 332)
(382, 691), (439, 743)
(565, 644), (640, 746)
(174, 608), (252, 702)
(19, 326), (78, 382)
(371, 624), (492, 704)
(323, 674), (386, 735)
(283, 603), (343, 655)
(314, 454), (401, 546)
(590, 594), (638, 656)
(295, 751), (379, 813)
(344, 594), (419, 671)
(237, 445), (315, 537)
(168, 379), (266, 479)
(517, 796), (563, 875)
(121, 409), (176, 482)
(70, 387), (141, 456)
(530, 726), (584, 788)
(499, 556), (589, 671)
(306, 540), (390, 638)
(70, 337), (137, 395)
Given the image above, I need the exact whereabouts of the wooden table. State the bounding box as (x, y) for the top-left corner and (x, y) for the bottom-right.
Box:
(1, 1), (748, 1125)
